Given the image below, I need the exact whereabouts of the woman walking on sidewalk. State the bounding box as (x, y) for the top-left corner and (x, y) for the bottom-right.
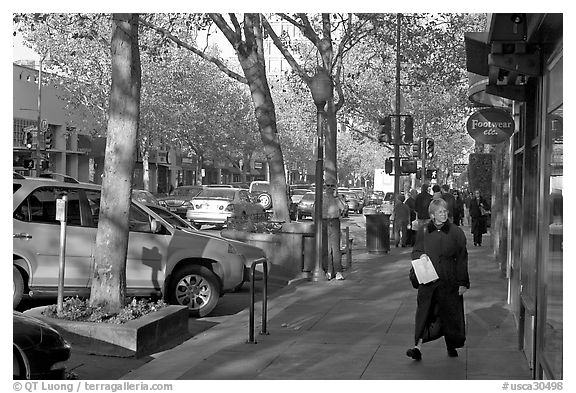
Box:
(469, 189), (490, 246)
(406, 198), (470, 361)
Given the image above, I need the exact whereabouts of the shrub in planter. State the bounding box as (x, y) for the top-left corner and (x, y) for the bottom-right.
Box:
(42, 296), (168, 324)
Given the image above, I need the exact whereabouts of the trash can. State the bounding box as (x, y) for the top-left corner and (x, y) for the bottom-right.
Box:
(364, 212), (390, 254)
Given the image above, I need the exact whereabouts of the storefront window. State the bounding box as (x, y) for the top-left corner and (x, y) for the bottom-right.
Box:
(542, 105), (562, 378)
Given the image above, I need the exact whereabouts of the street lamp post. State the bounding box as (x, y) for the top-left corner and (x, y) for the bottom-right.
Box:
(310, 68), (333, 282)
(35, 55), (45, 177)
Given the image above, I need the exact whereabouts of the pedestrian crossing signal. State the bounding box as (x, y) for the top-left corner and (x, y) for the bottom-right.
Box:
(23, 159), (35, 169)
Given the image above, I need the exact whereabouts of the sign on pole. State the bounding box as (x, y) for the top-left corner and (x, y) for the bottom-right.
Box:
(40, 119), (49, 132)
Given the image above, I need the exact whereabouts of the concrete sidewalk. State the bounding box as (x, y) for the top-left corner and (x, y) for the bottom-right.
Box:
(118, 227), (531, 380)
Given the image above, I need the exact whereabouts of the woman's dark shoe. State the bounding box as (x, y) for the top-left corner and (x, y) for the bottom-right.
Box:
(406, 347), (422, 360)
(447, 348), (458, 357)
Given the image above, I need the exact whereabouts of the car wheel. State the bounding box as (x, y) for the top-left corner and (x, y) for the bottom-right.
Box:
(167, 265), (220, 317)
(258, 193), (273, 210)
(13, 345), (29, 380)
(13, 266), (24, 309)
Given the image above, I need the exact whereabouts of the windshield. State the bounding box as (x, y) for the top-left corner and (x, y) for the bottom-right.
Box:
(196, 188), (235, 200)
(148, 205), (195, 230)
(301, 193), (315, 202)
(172, 187), (202, 197)
(251, 182), (269, 193)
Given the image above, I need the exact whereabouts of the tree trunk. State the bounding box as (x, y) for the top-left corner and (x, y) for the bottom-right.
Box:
(325, 100), (338, 186)
(237, 51), (290, 221)
(90, 13), (141, 314)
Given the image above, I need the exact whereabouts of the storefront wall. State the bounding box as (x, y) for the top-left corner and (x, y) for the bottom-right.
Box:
(536, 51), (562, 380)
(508, 45), (562, 380)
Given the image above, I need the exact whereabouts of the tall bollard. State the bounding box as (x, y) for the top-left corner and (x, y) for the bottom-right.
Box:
(247, 258), (269, 344)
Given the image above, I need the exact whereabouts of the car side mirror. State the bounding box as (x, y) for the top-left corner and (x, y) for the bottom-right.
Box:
(150, 218), (162, 234)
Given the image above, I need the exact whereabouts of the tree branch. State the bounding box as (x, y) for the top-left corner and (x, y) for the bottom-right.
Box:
(139, 16), (248, 84)
(261, 14), (311, 84)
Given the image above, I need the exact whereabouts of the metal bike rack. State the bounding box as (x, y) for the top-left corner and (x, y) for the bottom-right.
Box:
(247, 257), (269, 343)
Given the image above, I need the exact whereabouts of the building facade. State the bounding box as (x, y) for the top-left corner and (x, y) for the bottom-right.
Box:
(465, 13), (562, 379)
(13, 62), (268, 191)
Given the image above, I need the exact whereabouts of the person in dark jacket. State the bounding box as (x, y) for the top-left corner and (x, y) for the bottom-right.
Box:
(469, 189), (490, 246)
(414, 183), (432, 231)
(406, 198), (470, 361)
(405, 189), (418, 246)
(440, 184), (456, 221)
(393, 194), (411, 247)
(452, 190), (465, 226)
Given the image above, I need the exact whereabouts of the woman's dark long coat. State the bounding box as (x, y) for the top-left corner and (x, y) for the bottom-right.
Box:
(411, 221), (469, 348)
(469, 196), (490, 235)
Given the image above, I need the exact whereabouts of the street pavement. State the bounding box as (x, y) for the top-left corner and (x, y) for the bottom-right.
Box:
(67, 220), (532, 381)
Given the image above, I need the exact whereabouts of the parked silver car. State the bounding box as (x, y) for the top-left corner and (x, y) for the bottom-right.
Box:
(13, 177), (267, 317)
(186, 187), (265, 229)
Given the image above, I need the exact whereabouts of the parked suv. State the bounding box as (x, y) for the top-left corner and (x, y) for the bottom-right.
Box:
(13, 177), (268, 317)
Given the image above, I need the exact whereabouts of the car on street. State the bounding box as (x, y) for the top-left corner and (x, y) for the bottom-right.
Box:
(339, 190), (364, 214)
(156, 185), (204, 218)
(13, 176), (266, 317)
(13, 310), (71, 380)
(186, 187), (265, 229)
(296, 192), (315, 220)
(290, 188), (312, 204)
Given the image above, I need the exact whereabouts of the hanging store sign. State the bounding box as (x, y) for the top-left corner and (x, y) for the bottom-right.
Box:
(466, 108), (515, 144)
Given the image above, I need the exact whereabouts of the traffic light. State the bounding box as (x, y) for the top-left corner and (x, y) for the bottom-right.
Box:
(40, 160), (49, 170)
(26, 131), (33, 149)
(403, 115), (414, 143)
(23, 159), (35, 169)
(45, 131), (53, 150)
(377, 116), (392, 144)
(411, 141), (421, 158)
(425, 138), (435, 159)
(384, 158), (393, 174)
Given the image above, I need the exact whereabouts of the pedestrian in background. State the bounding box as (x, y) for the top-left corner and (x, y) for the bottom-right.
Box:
(432, 184), (442, 200)
(440, 184), (456, 222)
(414, 184), (432, 231)
(393, 194), (411, 247)
(463, 190), (472, 225)
(407, 198), (469, 361)
(405, 189), (418, 246)
(453, 190), (465, 226)
(469, 189), (490, 246)
(322, 183), (345, 280)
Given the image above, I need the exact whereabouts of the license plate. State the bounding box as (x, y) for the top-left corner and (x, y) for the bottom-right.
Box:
(169, 207), (177, 212)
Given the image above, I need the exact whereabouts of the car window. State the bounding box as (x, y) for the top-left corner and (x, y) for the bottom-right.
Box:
(129, 204), (154, 233)
(301, 193), (315, 201)
(173, 187), (202, 197)
(13, 186), (87, 227)
(86, 190), (101, 227)
(13, 184), (22, 194)
(251, 183), (269, 193)
(197, 188), (235, 200)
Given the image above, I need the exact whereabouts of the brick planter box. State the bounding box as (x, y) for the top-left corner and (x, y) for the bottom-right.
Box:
(24, 305), (189, 358)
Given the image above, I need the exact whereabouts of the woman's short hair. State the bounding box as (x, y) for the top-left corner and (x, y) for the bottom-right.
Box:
(429, 198), (448, 215)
